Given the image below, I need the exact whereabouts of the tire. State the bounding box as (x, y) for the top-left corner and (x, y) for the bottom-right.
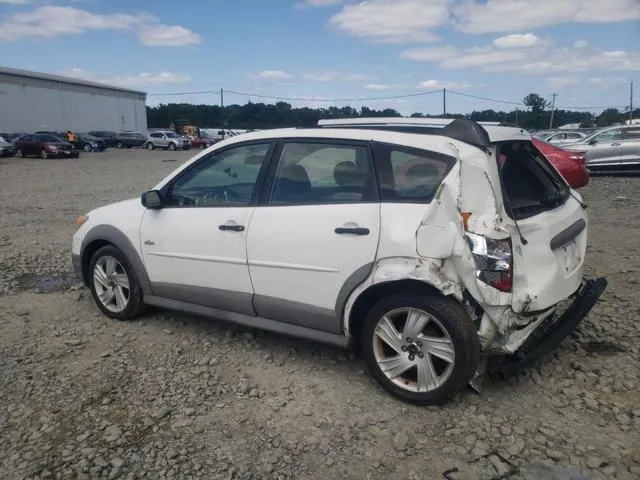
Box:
(146, 142), (155, 150)
(16, 148), (23, 158)
(361, 293), (480, 406)
(116, 142), (124, 149)
(168, 142), (176, 151)
(40, 149), (48, 159)
(84, 144), (92, 152)
(88, 245), (146, 321)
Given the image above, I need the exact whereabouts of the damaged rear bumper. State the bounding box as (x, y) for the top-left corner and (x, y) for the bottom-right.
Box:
(488, 277), (608, 377)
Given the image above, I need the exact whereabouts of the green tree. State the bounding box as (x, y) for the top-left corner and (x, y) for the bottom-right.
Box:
(597, 108), (623, 127)
(523, 93), (550, 113)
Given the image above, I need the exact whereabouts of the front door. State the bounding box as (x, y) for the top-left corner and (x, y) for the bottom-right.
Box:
(247, 140), (380, 333)
(585, 128), (623, 168)
(140, 141), (274, 315)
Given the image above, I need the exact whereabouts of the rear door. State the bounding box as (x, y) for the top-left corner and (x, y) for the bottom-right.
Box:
(585, 128), (623, 168)
(620, 127), (640, 167)
(246, 139), (380, 334)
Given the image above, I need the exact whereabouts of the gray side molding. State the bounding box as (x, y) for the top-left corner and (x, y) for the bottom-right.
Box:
(80, 224), (153, 296)
(334, 262), (374, 317)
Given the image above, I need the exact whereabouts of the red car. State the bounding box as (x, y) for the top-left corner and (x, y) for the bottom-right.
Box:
(532, 138), (590, 189)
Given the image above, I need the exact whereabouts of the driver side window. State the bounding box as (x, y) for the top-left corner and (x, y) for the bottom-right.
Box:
(594, 129), (622, 143)
(166, 143), (271, 207)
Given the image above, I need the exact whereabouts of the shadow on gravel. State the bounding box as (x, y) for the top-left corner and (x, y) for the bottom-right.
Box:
(16, 272), (80, 293)
(581, 340), (627, 355)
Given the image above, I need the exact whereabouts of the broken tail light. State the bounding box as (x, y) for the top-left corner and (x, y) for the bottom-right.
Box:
(466, 233), (513, 292)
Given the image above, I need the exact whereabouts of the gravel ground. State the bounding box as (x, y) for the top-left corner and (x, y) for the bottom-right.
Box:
(0, 149), (638, 480)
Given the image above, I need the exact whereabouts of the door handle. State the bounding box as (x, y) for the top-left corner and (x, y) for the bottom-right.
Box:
(610, 143), (621, 146)
(219, 224), (245, 232)
(335, 227), (370, 236)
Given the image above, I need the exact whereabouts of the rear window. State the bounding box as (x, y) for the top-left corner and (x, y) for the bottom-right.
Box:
(372, 142), (455, 203)
(497, 140), (570, 220)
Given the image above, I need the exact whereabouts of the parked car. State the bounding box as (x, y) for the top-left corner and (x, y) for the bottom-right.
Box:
(532, 139), (589, 188)
(71, 118), (606, 405)
(88, 131), (118, 148)
(534, 130), (588, 145)
(145, 131), (190, 150)
(114, 131), (146, 149)
(67, 133), (107, 152)
(14, 133), (79, 159)
(189, 136), (216, 149)
(563, 125), (640, 172)
(0, 138), (16, 157)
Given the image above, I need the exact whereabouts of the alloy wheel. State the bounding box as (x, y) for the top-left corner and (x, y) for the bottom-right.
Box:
(93, 256), (130, 313)
(372, 307), (455, 393)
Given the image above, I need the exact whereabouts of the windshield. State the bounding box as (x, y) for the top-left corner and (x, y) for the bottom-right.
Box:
(37, 134), (63, 143)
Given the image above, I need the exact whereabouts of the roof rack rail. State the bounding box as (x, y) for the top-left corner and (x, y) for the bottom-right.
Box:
(317, 117), (493, 151)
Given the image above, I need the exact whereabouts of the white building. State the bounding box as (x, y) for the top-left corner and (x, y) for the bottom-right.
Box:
(0, 67), (147, 133)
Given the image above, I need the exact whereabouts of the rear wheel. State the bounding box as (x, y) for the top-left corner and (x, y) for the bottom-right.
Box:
(16, 148), (23, 158)
(361, 293), (480, 405)
(116, 141), (124, 149)
(40, 149), (48, 159)
(88, 245), (145, 320)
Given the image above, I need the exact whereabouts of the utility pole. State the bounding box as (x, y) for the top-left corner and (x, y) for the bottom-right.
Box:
(630, 80), (634, 123)
(220, 88), (224, 108)
(549, 93), (558, 129)
(443, 88), (446, 117)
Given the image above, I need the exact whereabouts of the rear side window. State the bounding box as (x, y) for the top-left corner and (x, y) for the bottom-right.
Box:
(372, 142), (455, 203)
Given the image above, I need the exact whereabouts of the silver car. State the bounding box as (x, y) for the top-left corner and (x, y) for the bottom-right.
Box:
(145, 131), (190, 151)
(564, 125), (640, 172)
(535, 130), (588, 145)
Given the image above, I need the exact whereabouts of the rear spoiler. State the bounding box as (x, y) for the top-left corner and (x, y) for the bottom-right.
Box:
(317, 117), (493, 151)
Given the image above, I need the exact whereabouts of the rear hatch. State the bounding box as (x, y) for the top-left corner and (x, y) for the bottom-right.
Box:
(496, 140), (587, 313)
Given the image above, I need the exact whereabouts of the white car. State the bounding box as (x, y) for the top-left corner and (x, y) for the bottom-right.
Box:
(145, 131), (190, 151)
(71, 118), (606, 405)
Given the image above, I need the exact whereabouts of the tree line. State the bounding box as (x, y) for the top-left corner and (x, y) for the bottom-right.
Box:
(146, 93), (638, 131)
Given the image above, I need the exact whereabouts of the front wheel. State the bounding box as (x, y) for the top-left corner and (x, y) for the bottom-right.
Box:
(88, 245), (145, 320)
(16, 148), (23, 158)
(84, 144), (93, 152)
(116, 141), (124, 149)
(40, 149), (48, 159)
(146, 142), (154, 150)
(168, 142), (176, 151)
(361, 293), (480, 405)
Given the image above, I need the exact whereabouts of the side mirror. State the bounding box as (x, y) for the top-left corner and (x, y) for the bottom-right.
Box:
(588, 139), (598, 145)
(141, 190), (163, 209)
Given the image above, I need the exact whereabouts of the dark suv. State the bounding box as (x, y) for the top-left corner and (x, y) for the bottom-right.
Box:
(114, 131), (146, 149)
(14, 134), (79, 159)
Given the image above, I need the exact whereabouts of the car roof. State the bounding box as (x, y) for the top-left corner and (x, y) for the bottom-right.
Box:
(211, 126), (489, 159)
(316, 117), (530, 145)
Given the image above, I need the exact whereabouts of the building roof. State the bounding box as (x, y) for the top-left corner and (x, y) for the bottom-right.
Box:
(0, 66), (146, 97)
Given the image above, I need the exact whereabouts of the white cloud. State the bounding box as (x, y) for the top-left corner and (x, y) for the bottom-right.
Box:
(454, 0), (640, 34)
(303, 71), (375, 82)
(419, 79), (473, 90)
(546, 76), (579, 89)
(328, 0), (450, 44)
(573, 40), (588, 48)
(251, 70), (294, 80)
(493, 33), (543, 48)
(364, 83), (391, 90)
(588, 76), (629, 88)
(138, 25), (200, 46)
(0, 0), (29, 4)
(402, 42), (640, 74)
(57, 67), (191, 87)
(0, 5), (200, 47)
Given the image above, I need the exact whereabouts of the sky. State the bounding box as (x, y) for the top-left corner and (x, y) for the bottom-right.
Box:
(0, 0), (639, 115)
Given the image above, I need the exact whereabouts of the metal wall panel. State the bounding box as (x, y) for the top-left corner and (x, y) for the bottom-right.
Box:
(0, 77), (147, 133)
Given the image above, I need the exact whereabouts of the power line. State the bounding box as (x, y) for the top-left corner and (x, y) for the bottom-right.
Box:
(447, 90), (524, 106)
(148, 88), (443, 102)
